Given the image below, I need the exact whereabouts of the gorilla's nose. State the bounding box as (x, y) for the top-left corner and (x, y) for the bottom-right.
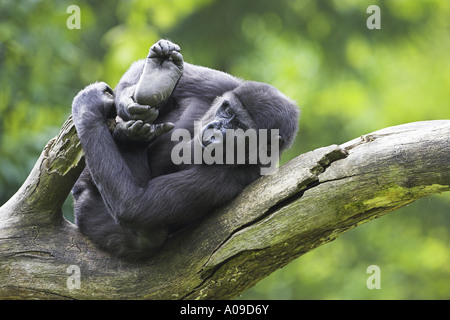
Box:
(201, 124), (223, 148)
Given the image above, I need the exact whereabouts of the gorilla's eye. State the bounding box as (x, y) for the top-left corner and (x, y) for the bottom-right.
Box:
(223, 103), (234, 118)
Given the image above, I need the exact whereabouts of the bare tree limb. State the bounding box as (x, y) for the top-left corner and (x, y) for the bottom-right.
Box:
(0, 118), (449, 299)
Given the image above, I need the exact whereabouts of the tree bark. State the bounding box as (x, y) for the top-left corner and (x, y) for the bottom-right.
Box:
(0, 118), (449, 299)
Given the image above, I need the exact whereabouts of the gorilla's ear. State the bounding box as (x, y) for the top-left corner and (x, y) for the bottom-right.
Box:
(275, 135), (282, 149)
(266, 135), (283, 152)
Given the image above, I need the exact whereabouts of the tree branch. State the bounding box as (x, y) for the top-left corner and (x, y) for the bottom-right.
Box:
(0, 118), (449, 299)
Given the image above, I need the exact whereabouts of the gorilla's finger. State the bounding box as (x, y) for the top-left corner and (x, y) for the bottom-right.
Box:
(139, 123), (152, 135)
(155, 122), (175, 135)
(141, 124), (156, 139)
(160, 40), (170, 55)
(165, 40), (180, 52)
(128, 104), (152, 115)
(151, 43), (162, 56)
(171, 51), (184, 69)
(148, 49), (158, 59)
(146, 107), (159, 122)
(125, 120), (135, 128)
(129, 120), (144, 133)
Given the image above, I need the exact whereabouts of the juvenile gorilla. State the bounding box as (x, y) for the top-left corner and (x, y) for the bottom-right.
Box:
(72, 40), (299, 259)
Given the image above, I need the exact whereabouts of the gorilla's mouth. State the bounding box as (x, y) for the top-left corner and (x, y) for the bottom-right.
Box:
(201, 127), (222, 149)
(201, 136), (213, 149)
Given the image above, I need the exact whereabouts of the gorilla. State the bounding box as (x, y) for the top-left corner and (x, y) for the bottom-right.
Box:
(71, 39), (299, 260)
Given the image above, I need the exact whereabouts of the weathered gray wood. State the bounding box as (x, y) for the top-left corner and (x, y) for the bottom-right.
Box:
(0, 119), (449, 299)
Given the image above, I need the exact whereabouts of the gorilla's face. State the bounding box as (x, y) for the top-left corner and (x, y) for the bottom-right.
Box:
(200, 92), (256, 149)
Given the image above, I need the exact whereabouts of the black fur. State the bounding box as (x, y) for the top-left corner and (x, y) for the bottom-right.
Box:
(72, 44), (299, 260)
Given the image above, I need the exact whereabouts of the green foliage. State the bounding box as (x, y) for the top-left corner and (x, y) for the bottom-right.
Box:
(0, 0), (448, 299)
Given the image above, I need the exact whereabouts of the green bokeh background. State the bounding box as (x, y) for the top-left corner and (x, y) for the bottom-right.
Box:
(0, 0), (449, 299)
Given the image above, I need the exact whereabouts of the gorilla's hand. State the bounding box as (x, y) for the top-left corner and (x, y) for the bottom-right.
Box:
(72, 82), (115, 122)
(113, 120), (174, 145)
(118, 92), (160, 123)
(134, 39), (184, 107)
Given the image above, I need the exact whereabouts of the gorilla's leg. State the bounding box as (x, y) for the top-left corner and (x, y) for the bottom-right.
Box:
(134, 39), (184, 107)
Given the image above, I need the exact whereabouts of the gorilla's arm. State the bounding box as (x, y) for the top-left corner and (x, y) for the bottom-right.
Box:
(72, 82), (243, 232)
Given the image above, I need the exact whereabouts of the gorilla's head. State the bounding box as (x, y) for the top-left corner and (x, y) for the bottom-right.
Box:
(233, 81), (299, 152)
